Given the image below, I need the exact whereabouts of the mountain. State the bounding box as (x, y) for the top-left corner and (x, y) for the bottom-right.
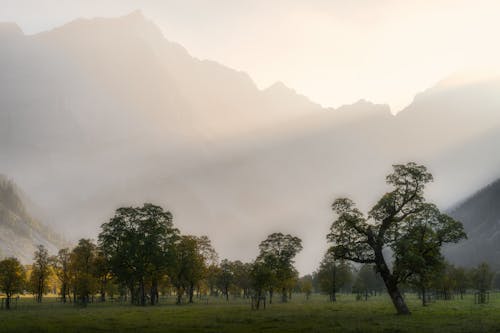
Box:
(2, 12), (500, 273)
(0, 175), (67, 262)
(446, 179), (500, 268)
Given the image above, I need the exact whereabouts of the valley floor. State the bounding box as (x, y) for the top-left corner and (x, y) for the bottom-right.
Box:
(0, 293), (499, 332)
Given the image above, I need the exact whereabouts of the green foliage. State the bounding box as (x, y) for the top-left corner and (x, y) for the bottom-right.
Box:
(52, 248), (71, 303)
(353, 264), (384, 295)
(0, 257), (25, 309)
(256, 232), (302, 302)
(392, 204), (466, 305)
(98, 203), (179, 306)
(471, 262), (494, 293)
(30, 244), (51, 303)
(316, 250), (353, 301)
(170, 235), (215, 304)
(231, 261), (252, 298)
(69, 239), (99, 305)
(250, 261), (273, 299)
(217, 259), (235, 300)
(328, 162), (466, 314)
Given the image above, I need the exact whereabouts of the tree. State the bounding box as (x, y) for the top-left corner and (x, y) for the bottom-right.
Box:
(451, 266), (470, 300)
(316, 250), (352, 302)
(257, 232), (302, 303)
(31, 244), (51, 303)
(93, 250), (110, 302)
(250, 261), (273, 309)
(299, 275), (313, 300)
(327, 162), (466, 315)
(393, 204), (466, 306)
(99, 203), (179, 306)
(206, 264), (221, 296)
(431, 263), (467, 300)
(232, 261), (252, 298)
(0, 257), (25, 310)
(217, 259), (234, 301)
(70, 239), (98, 306)
(353, 264), (385, 300)
(52, 248), (71, 303)
(471, 262), (493, 303)
(170, 235), (206, 304)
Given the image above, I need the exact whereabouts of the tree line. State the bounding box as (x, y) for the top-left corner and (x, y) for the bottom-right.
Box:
(0, 204), (303, 310)
(0, 162), (491, 314)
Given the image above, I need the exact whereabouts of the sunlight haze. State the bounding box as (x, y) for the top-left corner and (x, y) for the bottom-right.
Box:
(2, 0), (500, 111)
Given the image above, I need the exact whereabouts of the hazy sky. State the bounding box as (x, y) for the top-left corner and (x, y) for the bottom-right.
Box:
(2, 0), (500, 111)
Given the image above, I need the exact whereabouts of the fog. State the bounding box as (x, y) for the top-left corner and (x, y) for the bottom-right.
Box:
(1, 11), (500, 274)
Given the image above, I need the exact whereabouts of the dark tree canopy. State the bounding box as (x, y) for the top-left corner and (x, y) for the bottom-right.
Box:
(328, 162), (466, 315)
(393, 203), (466, 306)
(98, 203), (179, 306)
(30, 244), (51, 303)
(70, 239), (98, 306)
(257, 232), (302, 303)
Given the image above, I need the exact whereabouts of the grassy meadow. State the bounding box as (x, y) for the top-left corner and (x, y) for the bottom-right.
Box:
(1, 293), (500, 332)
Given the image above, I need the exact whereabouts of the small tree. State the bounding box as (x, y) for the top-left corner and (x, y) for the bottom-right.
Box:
(328, 163), (466, 314)
(52, 248), (71, 303)
(353, 264), (384, 300)
(250, 261), (273, 309)
(93, 250), (110, 302)
(232, 261), (252, 298)
(217, 259), (234, 301)
(0, 257), (25, 310)
(70, 239), (98, 306)
(299, 275), (313, 300)
(471, 262), (494, 304)
(316, 250), (352, 302)
(170, 235), (209, 304)
(31, 245), (51, 303)
(257, 232), (302, 303)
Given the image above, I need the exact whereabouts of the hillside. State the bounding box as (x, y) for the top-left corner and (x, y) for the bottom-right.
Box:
(446, 179), (500, 268)
(0, 175), (66, 262)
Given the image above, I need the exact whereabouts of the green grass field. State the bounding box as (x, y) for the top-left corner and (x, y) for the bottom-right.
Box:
(1, 293), (499, 332)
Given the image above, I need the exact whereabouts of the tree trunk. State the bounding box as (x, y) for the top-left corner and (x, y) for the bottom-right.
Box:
(421, 286), (427, 307)
(5, 295), (11, 310)
(281, 287), (287, 303)
(150, 279), (158, 305)
(176, 287), (182, 305)
(100, 277), (107, 302)
(269, 288), (273, 304)
(61, 284), (65, 303)
(139, 279), (146, 306)
(376, 251), (411, 315)
(189, 283), (194, 303)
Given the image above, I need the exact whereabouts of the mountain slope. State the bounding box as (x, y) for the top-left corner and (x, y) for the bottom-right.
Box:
(445, 179), (500, 268)
(2, 12), (500, 273)
(0, 175), (66, 262)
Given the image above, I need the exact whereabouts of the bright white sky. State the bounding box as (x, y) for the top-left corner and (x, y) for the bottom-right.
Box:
(2, 0), (500, 111)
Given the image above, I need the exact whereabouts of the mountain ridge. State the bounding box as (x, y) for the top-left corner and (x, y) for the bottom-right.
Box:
(2, 12), (500, 273)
